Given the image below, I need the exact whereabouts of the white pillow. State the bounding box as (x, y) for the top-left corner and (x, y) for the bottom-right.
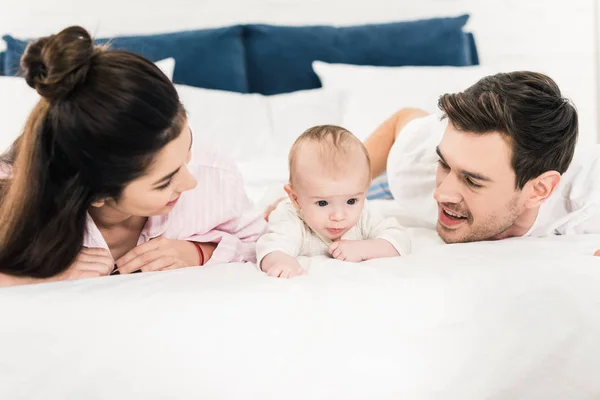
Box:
(313, 61), (496, 139)
(313, 61), (487, 97)
(176, 84), (272, 164)
(155, 57), (176, 81)
(177, 84), (344, 204)
(312, 61), (596, 145)
(0, 76), (39, 153)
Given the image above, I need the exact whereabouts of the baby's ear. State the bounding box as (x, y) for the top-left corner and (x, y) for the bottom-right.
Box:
(284, 184), (301, 210)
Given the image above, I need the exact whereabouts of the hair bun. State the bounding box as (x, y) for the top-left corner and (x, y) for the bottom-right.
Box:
(21, 26), (96, 100)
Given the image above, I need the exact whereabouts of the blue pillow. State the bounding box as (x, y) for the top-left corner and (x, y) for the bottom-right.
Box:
(244, 15), (473, 95)
(466, 33), (479, 65)
(2, 26), (248, 92)
(0, 52), (4, 76)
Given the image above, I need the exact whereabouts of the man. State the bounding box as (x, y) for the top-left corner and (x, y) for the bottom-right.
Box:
(363, 71), (600, 249)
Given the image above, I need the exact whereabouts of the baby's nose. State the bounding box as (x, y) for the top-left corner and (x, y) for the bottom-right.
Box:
(330, 210), (345, 221)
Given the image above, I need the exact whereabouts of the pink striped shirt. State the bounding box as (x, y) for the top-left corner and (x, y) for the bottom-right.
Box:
(85, 148), (267, 265)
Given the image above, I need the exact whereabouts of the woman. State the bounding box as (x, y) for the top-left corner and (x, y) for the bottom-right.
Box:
(0, 26), (267, 286)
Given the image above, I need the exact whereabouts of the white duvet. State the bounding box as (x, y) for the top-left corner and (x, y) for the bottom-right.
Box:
(1, 222), (600, 399)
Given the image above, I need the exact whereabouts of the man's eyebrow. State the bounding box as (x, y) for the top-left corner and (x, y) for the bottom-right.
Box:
(189, 128), (194, 151)
(436, 146), (493, 182)
(461, 169), (492, 182)
(435, 146), (446, 163)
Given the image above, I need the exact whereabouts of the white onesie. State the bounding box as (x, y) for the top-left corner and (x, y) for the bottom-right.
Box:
(256, 200), (411, 266)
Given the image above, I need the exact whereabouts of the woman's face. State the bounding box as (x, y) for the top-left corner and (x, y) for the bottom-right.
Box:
(98, 125), (197, 217)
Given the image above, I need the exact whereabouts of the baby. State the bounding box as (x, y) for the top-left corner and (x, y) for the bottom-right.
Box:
(256, 125), (411, 278)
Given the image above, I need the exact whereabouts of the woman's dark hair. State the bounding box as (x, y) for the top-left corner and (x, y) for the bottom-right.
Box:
(438, 71), (578, 189)
(0, 26), (185, 278)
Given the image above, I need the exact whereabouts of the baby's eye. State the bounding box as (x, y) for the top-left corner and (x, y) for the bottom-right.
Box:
(347, 198), (358, 205)
(317, 200), (328, 207)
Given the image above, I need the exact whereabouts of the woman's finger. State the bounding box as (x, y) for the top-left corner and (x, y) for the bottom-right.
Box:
(116, 248), (163, 274)
(140, 256), (176, 273)
(115, 239), (164, 267)
(77, 261), (114, 275)
(65, 270), (102, 281)
(80, 247), (111, 256)
(78, 253), (113, 267)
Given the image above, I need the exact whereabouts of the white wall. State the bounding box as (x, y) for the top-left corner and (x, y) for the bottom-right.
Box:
(1, 0), (597, 143)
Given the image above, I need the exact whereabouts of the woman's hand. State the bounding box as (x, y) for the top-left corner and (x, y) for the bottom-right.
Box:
(115, 238), (217, 274)
(59, 247), (114, 280)
(0, 247), (113, 287)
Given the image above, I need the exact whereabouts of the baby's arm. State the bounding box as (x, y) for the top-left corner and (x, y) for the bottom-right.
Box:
(328, 205), (410, 262)
(256, 203), (304, 278)
(329, 238), (398, 262)
(260, 251), (304, 278)
(364, 205), (411, 258)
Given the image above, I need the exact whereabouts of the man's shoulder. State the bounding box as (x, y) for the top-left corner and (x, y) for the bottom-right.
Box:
(557, 145), (600, 201)
(396, 112), (447, 149)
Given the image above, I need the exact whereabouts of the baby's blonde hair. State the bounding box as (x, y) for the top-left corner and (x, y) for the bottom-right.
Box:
(288, 125), (371, 184)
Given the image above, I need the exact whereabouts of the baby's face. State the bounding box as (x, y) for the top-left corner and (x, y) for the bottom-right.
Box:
(289, 146), (370, 241)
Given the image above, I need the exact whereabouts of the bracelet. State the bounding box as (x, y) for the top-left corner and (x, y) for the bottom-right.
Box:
(191, 242), (205, 266)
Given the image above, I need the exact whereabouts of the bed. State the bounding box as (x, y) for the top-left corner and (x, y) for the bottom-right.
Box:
(1, 228), (600, 399)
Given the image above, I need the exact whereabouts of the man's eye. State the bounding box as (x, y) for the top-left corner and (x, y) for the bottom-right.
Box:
(347, 198), (357, 205)
(317, 200), (328, 207)
(465, 177), (483, 189)
(437, 159), (449, 169)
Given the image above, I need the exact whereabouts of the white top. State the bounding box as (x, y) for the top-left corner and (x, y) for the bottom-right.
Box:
(386, 114), (600, 236)
(256, 200), (412, 265)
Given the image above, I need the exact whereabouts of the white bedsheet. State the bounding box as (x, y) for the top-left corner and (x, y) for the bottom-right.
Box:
(1, 228), (600, 399)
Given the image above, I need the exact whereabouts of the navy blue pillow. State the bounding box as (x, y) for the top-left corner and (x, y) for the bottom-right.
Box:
(244, 15), (473, 95)
(466, 33), (479, 65)
(0, 52), (4, 76)
(2, 26), (248, 92)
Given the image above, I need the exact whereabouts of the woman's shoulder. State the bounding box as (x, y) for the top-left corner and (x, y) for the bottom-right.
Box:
(188, 144), (241, 180)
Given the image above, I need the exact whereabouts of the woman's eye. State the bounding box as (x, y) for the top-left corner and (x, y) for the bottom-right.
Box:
(317, 200), (328, 207)
(156, 179), (172, 191)
(347, 198), (357, 205)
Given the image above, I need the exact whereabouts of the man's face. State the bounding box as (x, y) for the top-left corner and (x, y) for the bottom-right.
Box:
(433, 124), (529, 243)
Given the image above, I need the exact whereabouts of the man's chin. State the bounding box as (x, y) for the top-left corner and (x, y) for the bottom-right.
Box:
(436, 223), (466, 244)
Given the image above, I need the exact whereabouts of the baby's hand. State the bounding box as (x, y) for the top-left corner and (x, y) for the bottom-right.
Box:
(260, 251), (305, 279)
(328, 240), (366, 262)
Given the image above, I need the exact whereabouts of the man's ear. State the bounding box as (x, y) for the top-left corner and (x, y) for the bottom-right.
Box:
(524, 171), (561, 209)
(284, 184), (301, 211)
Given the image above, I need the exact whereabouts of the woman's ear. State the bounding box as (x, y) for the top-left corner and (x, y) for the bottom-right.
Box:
(284, 184), (301, 211)
(90, 199), (106, 208)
